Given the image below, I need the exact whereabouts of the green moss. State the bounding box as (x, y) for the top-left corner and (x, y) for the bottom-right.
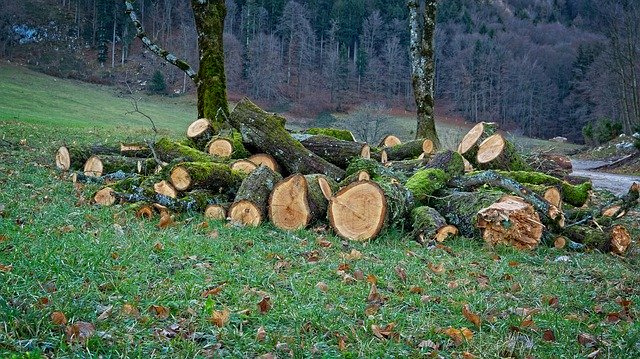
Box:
(405, 169), (448, 202)
(155, 137), (215, 163)
(305, 127), (354, 141)
(490, 170), (592, 207)
(230, 131), (251, 159)
(345, 158), (404, 181)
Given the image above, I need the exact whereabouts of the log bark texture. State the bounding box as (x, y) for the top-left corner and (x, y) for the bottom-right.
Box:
(228, 165), (282, 226)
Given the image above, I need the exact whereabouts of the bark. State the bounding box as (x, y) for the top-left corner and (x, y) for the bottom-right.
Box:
(56, 144), (121, 171)
(345, 158), (407, 182)
(169, 161), (244, 193)
(429, 191), (504, 238)
(410, 206), (449, 244)
(83, 155), (157, 177)
(229, 165), (282, 226)
(408, 0), (440, 147)
(385, 139), (434, 161)
(154, 137), (216, 163)
(524, 153), (573, 178)
(295, 135), (370, 169)
(304, 128), (355, 141)
(405, 169), (449, 202)
(228, 98), (345, 181)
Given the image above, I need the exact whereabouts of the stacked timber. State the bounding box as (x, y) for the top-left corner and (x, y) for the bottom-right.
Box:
(53, 98), (638, 256)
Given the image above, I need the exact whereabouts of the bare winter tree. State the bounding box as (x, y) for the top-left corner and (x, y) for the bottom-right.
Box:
(125, 0), (228, 132)
(408, 0), (440, 147)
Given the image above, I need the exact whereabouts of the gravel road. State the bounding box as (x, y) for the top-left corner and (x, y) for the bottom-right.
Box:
(571, 160), (640, 195)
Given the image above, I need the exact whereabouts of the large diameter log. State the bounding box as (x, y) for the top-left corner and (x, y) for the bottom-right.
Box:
(228, 165), (282, 226)
(154, 137), (215, 163)
(411, 206), (457, 244)
(304, 128), (356, 141)
(169, 162), (244, 193)
(268, 174), (337, 231)
(493, 170), (592, 208)
(430, 191), (504, 238)
(83, 155), (157, 177)
(247, 153), (281, 173)
(328, 180), (414, 241)
(457, 122), (497, 165)
(187, 118), (215, 150)
(295, 135), (371, 169)
(477, 196), (543, 250)
(229, 98), (345, 181)
(385, 139), (434, 161)
(476, 134), (530, 171)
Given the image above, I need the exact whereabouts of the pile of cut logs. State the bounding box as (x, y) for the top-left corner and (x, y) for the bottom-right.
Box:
(55, 98), (637, 254)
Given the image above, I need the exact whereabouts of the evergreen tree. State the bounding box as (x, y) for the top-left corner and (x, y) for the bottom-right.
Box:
(148, 70), (167, 94)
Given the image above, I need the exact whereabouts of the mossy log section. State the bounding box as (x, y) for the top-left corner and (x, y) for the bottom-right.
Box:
(268, 174), (335, 231)
(411, 206), (458, 244)
(83, 155), (157, 177)
(429, 191), (505, 238)
(457, 122), (497, 166)
(169, 162), (245, 192)
(56, 144), (121, 171)
(562, 224), (631, 254)
(385, 139), (434, 161)
(304, 127), (356, 141)
(476, 134), (531, 171)
(154, 180), (178, 198)
(423, 150), (465, 176)
(72, 170), (137, 184)
(229, 98), (345, 181)
(154, 137), (215, 163)
(328, 179), (414, 241)
(229, 165), (282, 226)
(230, 159), (258, 174)
(338, 170), (373, 187)
(449, 171), (565, 230)
(205, 133), (250, 159)
(295, 135), (371, 169)
(345, 158), (407, 182)
(186, 118), (215, 150)
(477, 196), (544, 250)
(492, 170), (592, 207)
(405, 169), (449, 202)
(379, 135), (402, 148)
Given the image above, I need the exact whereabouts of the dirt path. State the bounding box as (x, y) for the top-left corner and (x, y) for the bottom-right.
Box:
(571, 160), (640, 195)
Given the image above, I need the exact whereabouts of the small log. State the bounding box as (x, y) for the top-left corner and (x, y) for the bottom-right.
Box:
(230, 159), (258, 174)
(205, 133), (250, 159)
(228, 166), (282, 226)
(423, 150), (465, 176)
(304, 127), (356, 141)
(462, 157), (474, 173)
(345, 158), (407, 182)
(268, 174), (336, 231)
(318, 175), (336, 200)
(248, 153), (281, 173)
(186, 118), (214, 150)
(405, 169), (448, 202)
(295, 135), (371, 168)
(385, 139), (434, 161)
(429, 191), (504, 238)
(338, 170), (375, 187)
(493, 170), (592, 208)
(562, 224), (631, 254)
(457, 122), (497, 165)
(379, 135), (402, 148)
(411, 206), (451, 244)
(83, 155), (156, 177)
(204, 203), (230, 220)
(543, 187), (562, 209)
(94, 187), (116, 206)
(476, 134), (530, 171)
(228, 98), (345, 181)
(56, 144), (121, 171)
(72, 170), (136, 184)
(477, 196), (544, 250)
(154, 137), (215, 163)
(120, 143), (152, 157)
(169, 162), (244, 192)
(328, 179), (414, 241)
(154, 180), (178, 199)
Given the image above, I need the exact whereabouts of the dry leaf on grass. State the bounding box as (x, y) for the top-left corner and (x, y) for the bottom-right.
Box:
(316, 282), (328, 293)
(201, 284), (226, 297)
(158, 213), (174, 229)
(371, 323), (397, 341)
(428, 263), (444, 274)
(51, 311), (67, 325)
(149, 305), (170, 319)
(336, 333), (347, 351)
(65, 321), (95, 343)
(442, 327), (473, 346)
(210, 309), (230, 327)
(258, 296), (272, 314)
(0, 264), (13, 272)
(121, 303), (140, 317)
(394, 266), (407, 283)
(462, 304), (481, 328)
(542, 329), (556, 342)
(256, 326), (267, 341)
(340, 249), (362, 261)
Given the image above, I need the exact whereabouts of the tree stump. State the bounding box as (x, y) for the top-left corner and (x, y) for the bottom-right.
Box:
(477, 196), (544, 250)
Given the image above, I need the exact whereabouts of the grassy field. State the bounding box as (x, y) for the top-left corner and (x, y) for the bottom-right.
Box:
(1, 66), (639, 358)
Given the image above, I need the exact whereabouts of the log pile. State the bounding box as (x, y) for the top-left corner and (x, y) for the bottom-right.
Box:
(54, 98), (638, 255)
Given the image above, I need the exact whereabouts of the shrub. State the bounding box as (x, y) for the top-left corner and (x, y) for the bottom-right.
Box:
(583, 118), (623, 145)
(148, 70), (167, 95)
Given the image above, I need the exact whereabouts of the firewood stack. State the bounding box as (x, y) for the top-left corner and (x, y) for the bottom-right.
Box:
(54, 98), (637, 255)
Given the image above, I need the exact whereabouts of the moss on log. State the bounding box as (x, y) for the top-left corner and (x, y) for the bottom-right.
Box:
(186, 118), (215, 150)
(385, 139), (435, 161)
(492, 170), (592, 207)
(430, 191), (505, 238)
(405, 169), (448, 202)
(345, 158), (406, 182)
(424, 150), (465, 176)
(411, 206), (452, 244)
(229, 165), (282, 226)
(56, 144), (121, 171)
(205, 132), (251, 159)
(304, 128), (355, 141)
(296, 135), (370, 169)
(476, 134), (530, 171)
(169, 162), (244, 193)
(562, 224), (631, 254)
(229, 99), (345, 181)
(154, 137), (217, 163)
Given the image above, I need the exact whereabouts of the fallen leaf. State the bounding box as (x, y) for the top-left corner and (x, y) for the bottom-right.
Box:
(336, 333), (347, 351)
(201, 284), (225, 297)
(256, 326), (267, 341)
(110, 252), (119, 260)
(158, 213), (174, 229)
(606, 312), (621, 324)
(258, 296), (271, 314)
(135, 206), (154, 219)
(577, 333), (597, 347)
(542, 329), (556, 342)
(317, 238), (332, 248)
(508, 261), (519, 267)
(65, 321), (95, 343)
(586, 348), (601, 359)
(51, 311), (67, 325)
(149, 305), (170, 319)
(366, 274), (377, 284)
(196, 221), (209, 230)
(210, 308), (230, 327)
(428, 263), (444, 274)
(463, 352), (478, 359)
(0, 234), (9, 242)
(442, 327), (473, 346)
(97, 305), (113, 321)
(153, 242), (164, 251)
(544, 296), (559, 308)
(395, 266), (407, 283)
(122, 303), (140, 317)
(371, 322), (397, 341)
(409, 286), (424, 294)
(365, 303), (380, 316)
(511, 282), (522, 292)
(37, 297), (50, 307)
(368, 283), (381, 303)
(462, 304), (481, 328)
(337, 263), (350, 271)
(316, 281), (328, 292)
(477, 274), (490, 289)
(448, 281), (459, 289)
(0, 264), (13, 272)
(304, 250), (321, 263)
(340, 249), (362, 261)
(353, 269), (364, 281)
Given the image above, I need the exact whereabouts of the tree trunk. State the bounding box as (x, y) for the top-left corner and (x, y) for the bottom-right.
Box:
(228, 98), (345, 181)
(169, 162), (244, 193)
(228, 165), (282, 226)
(294, 134), (371, 169)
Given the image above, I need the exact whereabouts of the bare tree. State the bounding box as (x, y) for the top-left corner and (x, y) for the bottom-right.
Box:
(408, 0), (440, 147)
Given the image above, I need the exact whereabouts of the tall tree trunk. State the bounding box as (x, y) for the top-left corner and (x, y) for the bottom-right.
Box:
(408, 0), (440, 148)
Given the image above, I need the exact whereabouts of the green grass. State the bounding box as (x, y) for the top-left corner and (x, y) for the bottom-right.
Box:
(1, 67), (639, 358)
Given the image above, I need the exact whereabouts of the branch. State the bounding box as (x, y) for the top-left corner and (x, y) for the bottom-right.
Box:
(124, 0), (197, 81)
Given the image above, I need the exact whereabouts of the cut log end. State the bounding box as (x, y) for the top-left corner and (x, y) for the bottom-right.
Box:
(602, 205), (625, 218)
(204, 204), (227, 221)
(458, 122), (486, 154)
(55, 146), (71, 171)
(228, 200), (262, 227)
(477, 196), (543, 250)
(248, 154), (280, 173)
(380, 135), (402, 148)
(269, 175), (311, 231)
(462, 156), (474, 173)
(554, 236), (567, 249)
(94, 187), (116, 206)
(318, 176), (334, 200)
(610, 225), (631, 255)
(543, 187), (562, 208)
(422, 139), (434, 155)
(231, 159), (258, 175)
(435, 225), (459, 242)
(360, 144), (371, 160)
(154, 180), (178, 199)
(380, 150), (388, 164)
(357, 171), (370, 181)
(187, 118), (211, 138)
(169, 166), (191, 191)
(83, 155), (103, 177)
(207, 138), (234, 158)
(476, 134), (505, 164)
(328, 181), (387, 241)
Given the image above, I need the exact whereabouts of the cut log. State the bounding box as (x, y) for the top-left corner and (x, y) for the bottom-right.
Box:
(429, 191), (504, 238)
(204, 203), (229, 220)
(120, 143), (152, 157)
(228, 98), (345, 181)
(228, 165), (282, 226)
(385, 139), (434, 161)
(295, 135), (371, 168)
(72, 171), (136, 184)
(411, 206), (449, 244)
(304, 127), (356, 141)
(186, 118), (214, 150)
(83, 155), (156, 177)
(268, 174), (335, 231)
(345, 158), (407, 182)
(205, 133), (250, 159)
(318, 176), (335, 200)
(462, 157), (474, 173)
(56, 144), (121, 171)
(562, 224), (631, 254)
(476, 196), (544, 250)
(543, 187), (562, 209)
(457, 122), (497, 165)
(247, 153), (281, 173)
(154, 137), (215, 163)
(230, 159), (258, 174)
(405, 169), (448, 202)
(379, 135), (402, 148)
(94, 187), (116, 206)
(154, 180), (178, 199)
(169, 162), (244, 193)
(423, 150), (465, 176)
(476, 134), (530, 171)
(328, 180), (414, 241)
